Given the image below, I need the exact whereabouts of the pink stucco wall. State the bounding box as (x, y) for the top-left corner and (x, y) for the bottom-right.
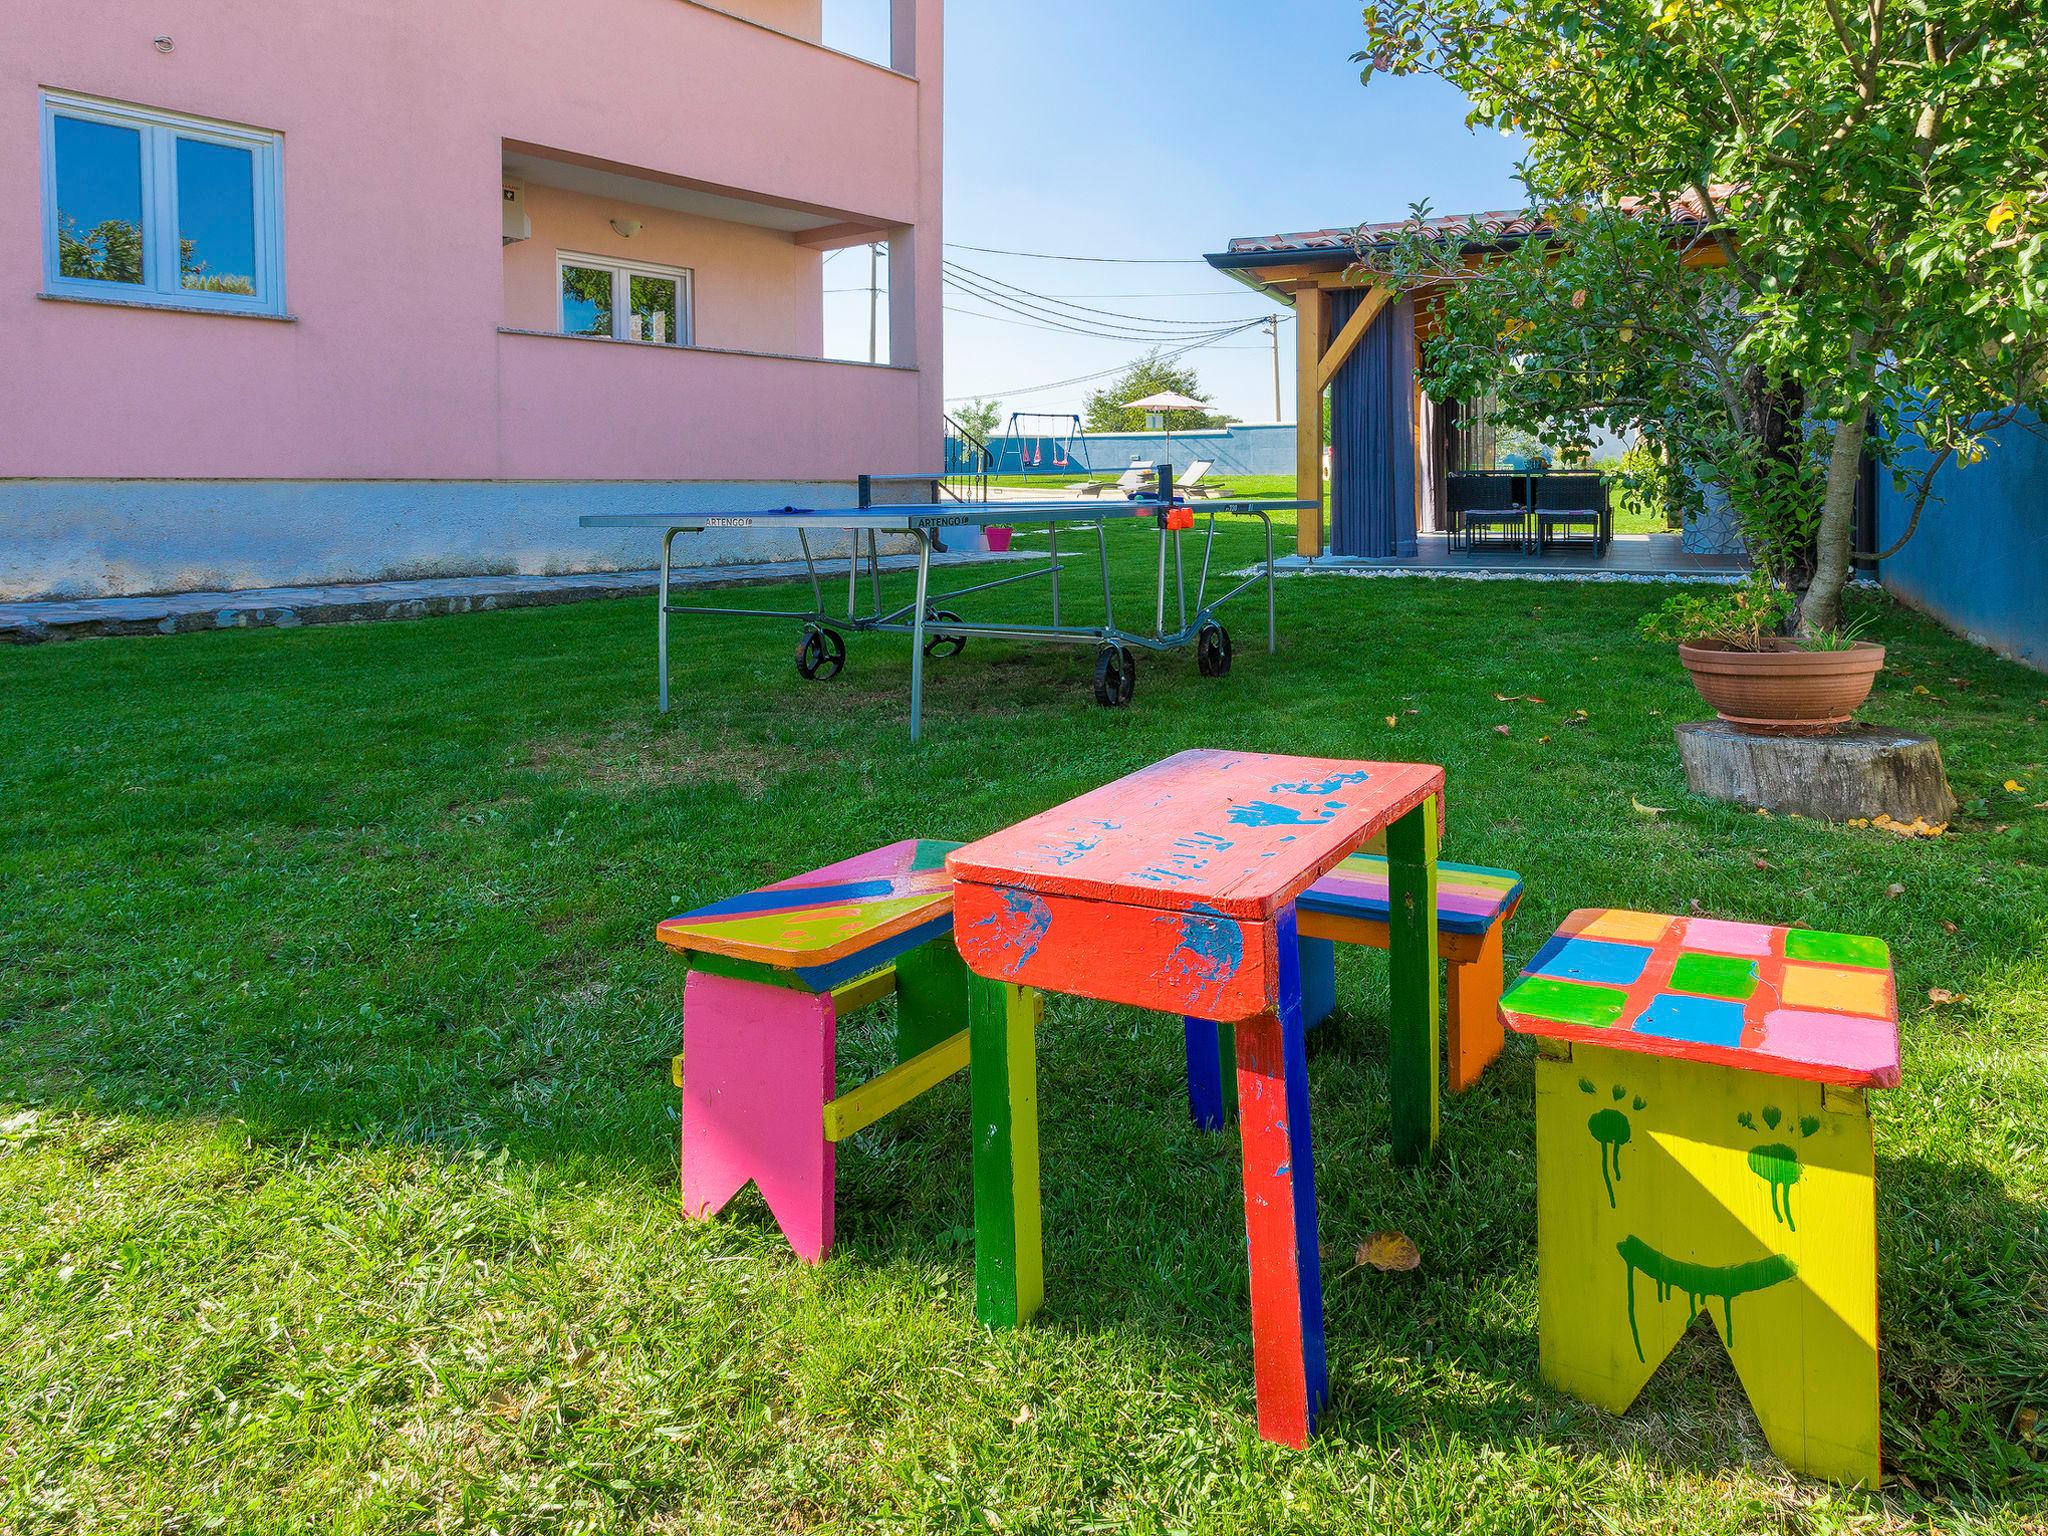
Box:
(2, 0), (941, 483)
(502, 182), (825, 356)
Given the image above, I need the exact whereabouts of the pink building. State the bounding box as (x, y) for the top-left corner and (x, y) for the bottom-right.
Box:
(1, 0), (942, 600)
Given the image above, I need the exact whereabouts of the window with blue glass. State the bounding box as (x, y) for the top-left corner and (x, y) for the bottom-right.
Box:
(41, 92), (284, 315)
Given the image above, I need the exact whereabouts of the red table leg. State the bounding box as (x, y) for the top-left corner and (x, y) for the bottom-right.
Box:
(1232, 905), (1329, 1446)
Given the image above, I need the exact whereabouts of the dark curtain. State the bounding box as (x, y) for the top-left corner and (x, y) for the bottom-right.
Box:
(1329, 290), (1418, 557)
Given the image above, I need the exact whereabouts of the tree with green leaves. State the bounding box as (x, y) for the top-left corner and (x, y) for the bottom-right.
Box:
(951, 398), (1003, 446)
(1356, 0), (2048, 634)
(1081, 353), (1233, 434)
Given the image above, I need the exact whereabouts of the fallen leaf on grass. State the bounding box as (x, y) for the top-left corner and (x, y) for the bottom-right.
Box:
(1356, 1232), (1422, 1273)
(1940, 919), (1959, 934)
(1630, 798), (1667, 818)
(1493, 724), (1513, 736)
(1872, 813), (1947, 838)
(1688, 899), (1708, 916)
(1013, 1403), (1033, 1425)
(1753, 857), (1772, 870)
(1754, 807), (1774, 818)
(2018, 1406), (2039, 1442)
(1885, 883), (1905, 899)
(1927, 988), (1968, 1006)
(1538, 735), (1552, 744)
(2003, 779), (2029, 794)
(1385, 715), (1398, 728)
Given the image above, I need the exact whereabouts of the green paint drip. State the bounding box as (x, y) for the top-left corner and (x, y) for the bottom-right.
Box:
(1746, 1143), (1803, 1229)
(1588, 1108), (1632, 1208)
(1617, 1235), (1797, 1362)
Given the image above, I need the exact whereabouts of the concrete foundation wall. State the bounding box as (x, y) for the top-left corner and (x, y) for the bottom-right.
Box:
(1876, 412), (2047, 672)
(0, 480), (907, 601)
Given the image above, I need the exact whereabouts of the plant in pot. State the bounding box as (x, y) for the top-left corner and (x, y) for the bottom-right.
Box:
(1639, 572), (1884, 734)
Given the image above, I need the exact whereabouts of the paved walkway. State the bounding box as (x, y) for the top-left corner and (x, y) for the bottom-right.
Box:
(0, 550), (1035, 644)
(1278, 531), (1750, 578)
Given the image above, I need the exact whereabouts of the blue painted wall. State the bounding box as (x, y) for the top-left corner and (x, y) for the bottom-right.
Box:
(951, 422), (1296, 479)
(0, 479), (903, 601)
(1875, 411), (2047, 672)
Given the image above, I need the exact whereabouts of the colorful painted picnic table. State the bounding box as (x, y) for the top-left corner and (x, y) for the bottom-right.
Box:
(946, 748), (1447, 1446)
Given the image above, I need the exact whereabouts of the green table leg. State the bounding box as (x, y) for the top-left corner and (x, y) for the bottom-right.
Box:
(969, 972), (1043, 1327)
(1385, 794), (1441, 1165)
(895, 936), (969, 1061)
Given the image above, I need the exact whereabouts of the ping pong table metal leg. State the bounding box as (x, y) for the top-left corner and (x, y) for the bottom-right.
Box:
(1096, 521), (1115, 633)
(1263, 513), (1277, 653)
(909, 530), (931, 742)
(1154, 522), (1168, 636)
(659, 527), (676, 714)
(1048, 522), (1060, 626)
(1174, 529), (1186, 632)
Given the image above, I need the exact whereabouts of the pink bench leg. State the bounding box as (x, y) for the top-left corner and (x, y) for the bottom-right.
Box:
(680, 970), (836, 1262)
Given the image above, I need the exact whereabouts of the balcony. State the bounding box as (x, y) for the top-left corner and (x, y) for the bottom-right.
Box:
(692, 0), (906, 73)
(497, 141), (926, 481)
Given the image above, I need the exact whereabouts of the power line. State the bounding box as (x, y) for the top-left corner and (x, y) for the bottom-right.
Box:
(942, 268), (1256, 340)
(943, 303), (1262, 343)
(945, 241), (1210, 265)
(944, 259), (1269, 329)
(944, 322), (1266, 403)
(942, 272), (1255, 343)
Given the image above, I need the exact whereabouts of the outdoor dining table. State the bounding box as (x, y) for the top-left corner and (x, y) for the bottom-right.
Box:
(945, 748), (1447, 1446)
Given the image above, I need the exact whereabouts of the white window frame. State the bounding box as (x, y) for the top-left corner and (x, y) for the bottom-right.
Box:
(40, 90), (286, 317)
(556, 252), (693, 346)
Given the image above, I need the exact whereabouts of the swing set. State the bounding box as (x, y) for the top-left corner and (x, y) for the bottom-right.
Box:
(993, 412), (1092, 479)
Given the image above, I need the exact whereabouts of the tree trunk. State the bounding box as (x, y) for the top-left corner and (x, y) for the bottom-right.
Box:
(1797, 410), (1868, 637)
(1742, 369), (1814, 591)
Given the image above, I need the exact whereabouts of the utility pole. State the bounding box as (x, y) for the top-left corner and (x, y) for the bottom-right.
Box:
(867, 243), (880, 364)
(1268, 316), (1283, 422)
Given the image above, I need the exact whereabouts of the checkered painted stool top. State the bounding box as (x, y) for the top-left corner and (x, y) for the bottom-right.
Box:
(1499, 909), (1900, 1088)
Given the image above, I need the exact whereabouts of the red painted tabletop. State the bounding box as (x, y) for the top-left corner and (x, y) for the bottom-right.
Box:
(946, 749), (1445, 921)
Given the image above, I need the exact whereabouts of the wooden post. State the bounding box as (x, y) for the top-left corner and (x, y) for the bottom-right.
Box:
(1294, 284), (1326, 557)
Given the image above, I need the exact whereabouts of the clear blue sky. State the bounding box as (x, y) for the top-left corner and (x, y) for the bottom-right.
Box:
(824, 0), (1526, 426)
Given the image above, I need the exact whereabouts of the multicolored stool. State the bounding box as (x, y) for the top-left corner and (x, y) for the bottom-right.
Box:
(1500, 908), (1901, 1486)
(1182, 853), (1523, 1129)
(658, 839), (969, 1262)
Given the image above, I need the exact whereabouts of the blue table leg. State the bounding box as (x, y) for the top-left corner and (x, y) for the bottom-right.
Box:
(1234, 903), (1328, 1444)
(1185, 931), (1335, 1129)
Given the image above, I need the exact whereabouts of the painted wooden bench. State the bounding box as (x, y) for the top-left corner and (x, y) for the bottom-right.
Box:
(657, 839), (969, 1262)
(1182, 852), (1524, 1130)
(1500, 908), (1900, 1486)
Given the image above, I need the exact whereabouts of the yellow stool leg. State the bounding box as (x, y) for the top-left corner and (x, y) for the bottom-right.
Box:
(1535, 1041), (1881, 1485)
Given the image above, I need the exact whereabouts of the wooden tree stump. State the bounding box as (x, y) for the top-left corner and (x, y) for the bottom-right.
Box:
(1675, 722), (1957, 824)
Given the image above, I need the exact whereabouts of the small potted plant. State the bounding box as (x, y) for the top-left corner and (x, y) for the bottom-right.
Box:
(1639, 571), (1885, 733)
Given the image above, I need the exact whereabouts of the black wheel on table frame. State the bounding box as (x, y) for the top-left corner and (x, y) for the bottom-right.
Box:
(795, 626), (846, 681)
(1195, 623), (1233, 678)
(1092, 644), (1137, 707)
(922, 610), (967, 659)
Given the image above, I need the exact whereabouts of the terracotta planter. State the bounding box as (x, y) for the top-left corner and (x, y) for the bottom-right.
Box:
(1677, 639), (1885, 733)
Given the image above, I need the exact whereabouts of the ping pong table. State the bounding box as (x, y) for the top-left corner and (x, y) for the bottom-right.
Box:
(580, 468), (1316, 740)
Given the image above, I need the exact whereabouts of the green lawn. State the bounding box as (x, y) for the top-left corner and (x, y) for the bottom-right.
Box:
(2, 523), (2044, 1533)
